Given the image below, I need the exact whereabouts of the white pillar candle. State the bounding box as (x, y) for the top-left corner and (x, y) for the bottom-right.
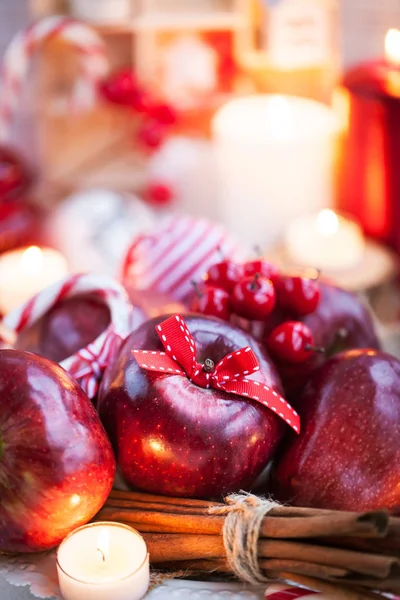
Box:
(0, 246), (68, 315)
(285, 209), (365, 271)
(212, 95), (340, 248)
(57, 522), (150, 600)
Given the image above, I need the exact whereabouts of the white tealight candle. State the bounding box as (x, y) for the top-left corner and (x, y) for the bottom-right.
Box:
(57, 522), (149, 600)
(0, 246), (68, 315)
(212, 94), (340, 248)
(285, 209), (365, 271)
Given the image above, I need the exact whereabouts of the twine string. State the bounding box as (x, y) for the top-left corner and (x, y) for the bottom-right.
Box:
(210, 492), (280, 585)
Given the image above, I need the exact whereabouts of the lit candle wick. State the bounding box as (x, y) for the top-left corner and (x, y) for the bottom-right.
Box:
(97, 547), (106, 563)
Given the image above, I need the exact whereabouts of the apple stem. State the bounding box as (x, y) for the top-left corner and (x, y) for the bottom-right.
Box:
(203, 358), (215, 373)
(191, 280), (203, 299)
(254, 245), (262, 257)
(217, 246), (225, 260)
(305, 344), (325, 354)
(250, 272), (260, 291)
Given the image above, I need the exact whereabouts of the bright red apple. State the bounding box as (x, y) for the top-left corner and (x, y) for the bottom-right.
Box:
(0, 350), (116, 552)
(271, 349), (400, 513)
(16, 295), (111, 362)
(97, 314), (286, 499)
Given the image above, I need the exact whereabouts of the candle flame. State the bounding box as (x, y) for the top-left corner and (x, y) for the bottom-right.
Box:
(97, 529), (110, 564)
(20, 246), (43, 276)
(385, 29), (400, 66)
(316, 209), (339, 237)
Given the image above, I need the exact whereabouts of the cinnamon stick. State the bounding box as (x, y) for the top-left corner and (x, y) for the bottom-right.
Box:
(100, 501), (388, 539)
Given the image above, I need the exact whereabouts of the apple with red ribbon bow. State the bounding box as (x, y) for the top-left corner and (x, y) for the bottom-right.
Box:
(98, 314), (296, 499)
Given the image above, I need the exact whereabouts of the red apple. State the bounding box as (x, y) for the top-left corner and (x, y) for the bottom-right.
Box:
(271, 349), (400, 512)
(16, 295), (111, 362)
(263, 282), (380, 404)
(98, 314), (286, 499)
(0, 145), (32, 203)
(0, 350), (116, 552)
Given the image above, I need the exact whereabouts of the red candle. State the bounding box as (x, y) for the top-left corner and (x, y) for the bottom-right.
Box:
(338, 29), (400, 252)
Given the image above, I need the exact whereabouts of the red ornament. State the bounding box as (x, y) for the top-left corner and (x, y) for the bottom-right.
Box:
(267, 321), (316, 364)
(0, 146), (32, 202)
(189, 284), (231, 321)
(99, 69), (139, 106)
(147, 182), (175, 206)
(137, 120), (167, 150)
(243, 260), (280, 284)
(232, 274), (276, 320)
(132, 314), (300, 432)
(277, 276), (320, 316)
(205, 260), (243, 293)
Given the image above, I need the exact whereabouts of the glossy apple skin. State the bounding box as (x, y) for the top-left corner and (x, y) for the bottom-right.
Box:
(263, 282), (380, 403)
(0, 350), (116, 552)
(272, 349), (400, 512)
(16, 295), (111, 362)
(98, 314), (285, 499)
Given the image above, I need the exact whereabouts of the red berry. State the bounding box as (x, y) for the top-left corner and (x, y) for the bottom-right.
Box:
(100, 69), (138, 106)
(267, 321), (315, 364)
(189, 285), (231, 321)
(150, 103), (178, 125)
(137, 120), (167, 150)
(231, 274), (276, 321)
(131, 89), (154, 113)
(243, 260), (280, 284)
(277, 276), (321, 315)
(147, 182), (175, 206)
(205, 261), (243, 293)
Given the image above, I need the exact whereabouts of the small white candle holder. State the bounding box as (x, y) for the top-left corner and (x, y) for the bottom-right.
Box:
(57, 522), (149, 600)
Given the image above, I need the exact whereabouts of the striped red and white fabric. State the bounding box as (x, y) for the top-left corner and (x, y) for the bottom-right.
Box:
(265, 584), (320, 598)
(4, 273), (136, 399)
(122, 214), (246, 302)
(265, 584), (400, 599)
(0, 16), (108, 140)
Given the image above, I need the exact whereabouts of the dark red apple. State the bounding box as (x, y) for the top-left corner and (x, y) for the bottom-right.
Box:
(272, 349), (400, 512)
(16, 294), (111, 362)
(0, 350), (116, 552)
(263, 282), (380, 403)
(0, 145), (32, 203)
(97, 314), (286, 499)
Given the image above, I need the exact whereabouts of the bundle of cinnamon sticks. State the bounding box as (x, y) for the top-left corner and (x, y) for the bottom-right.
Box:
(93, 489), (400, 600)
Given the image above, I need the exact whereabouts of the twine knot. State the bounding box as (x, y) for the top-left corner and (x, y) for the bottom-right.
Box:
(209, 492), (280, 585)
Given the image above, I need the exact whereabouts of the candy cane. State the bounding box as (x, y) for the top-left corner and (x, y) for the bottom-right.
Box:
(4, 273), (138, 399)
(0, 16), (108, 140)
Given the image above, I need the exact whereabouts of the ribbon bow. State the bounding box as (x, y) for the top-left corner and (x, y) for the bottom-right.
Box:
(132, 315), (300, 433)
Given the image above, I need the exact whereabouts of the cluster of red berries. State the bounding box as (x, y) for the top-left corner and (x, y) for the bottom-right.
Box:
(100, 69), (178, 151)
(99, 69), (177, 206)
(190, 258), (322, 365)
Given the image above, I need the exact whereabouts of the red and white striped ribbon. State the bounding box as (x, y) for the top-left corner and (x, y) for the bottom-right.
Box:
(4, 273), (136, 399)
(266, 584), (400, 599)
(122, 214), (246, 302)
(0, 16), (108, 140)
(265, 584), (319, 598)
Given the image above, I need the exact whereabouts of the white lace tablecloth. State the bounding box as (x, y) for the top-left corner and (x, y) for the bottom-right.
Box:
(0, 551), (265, 600)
